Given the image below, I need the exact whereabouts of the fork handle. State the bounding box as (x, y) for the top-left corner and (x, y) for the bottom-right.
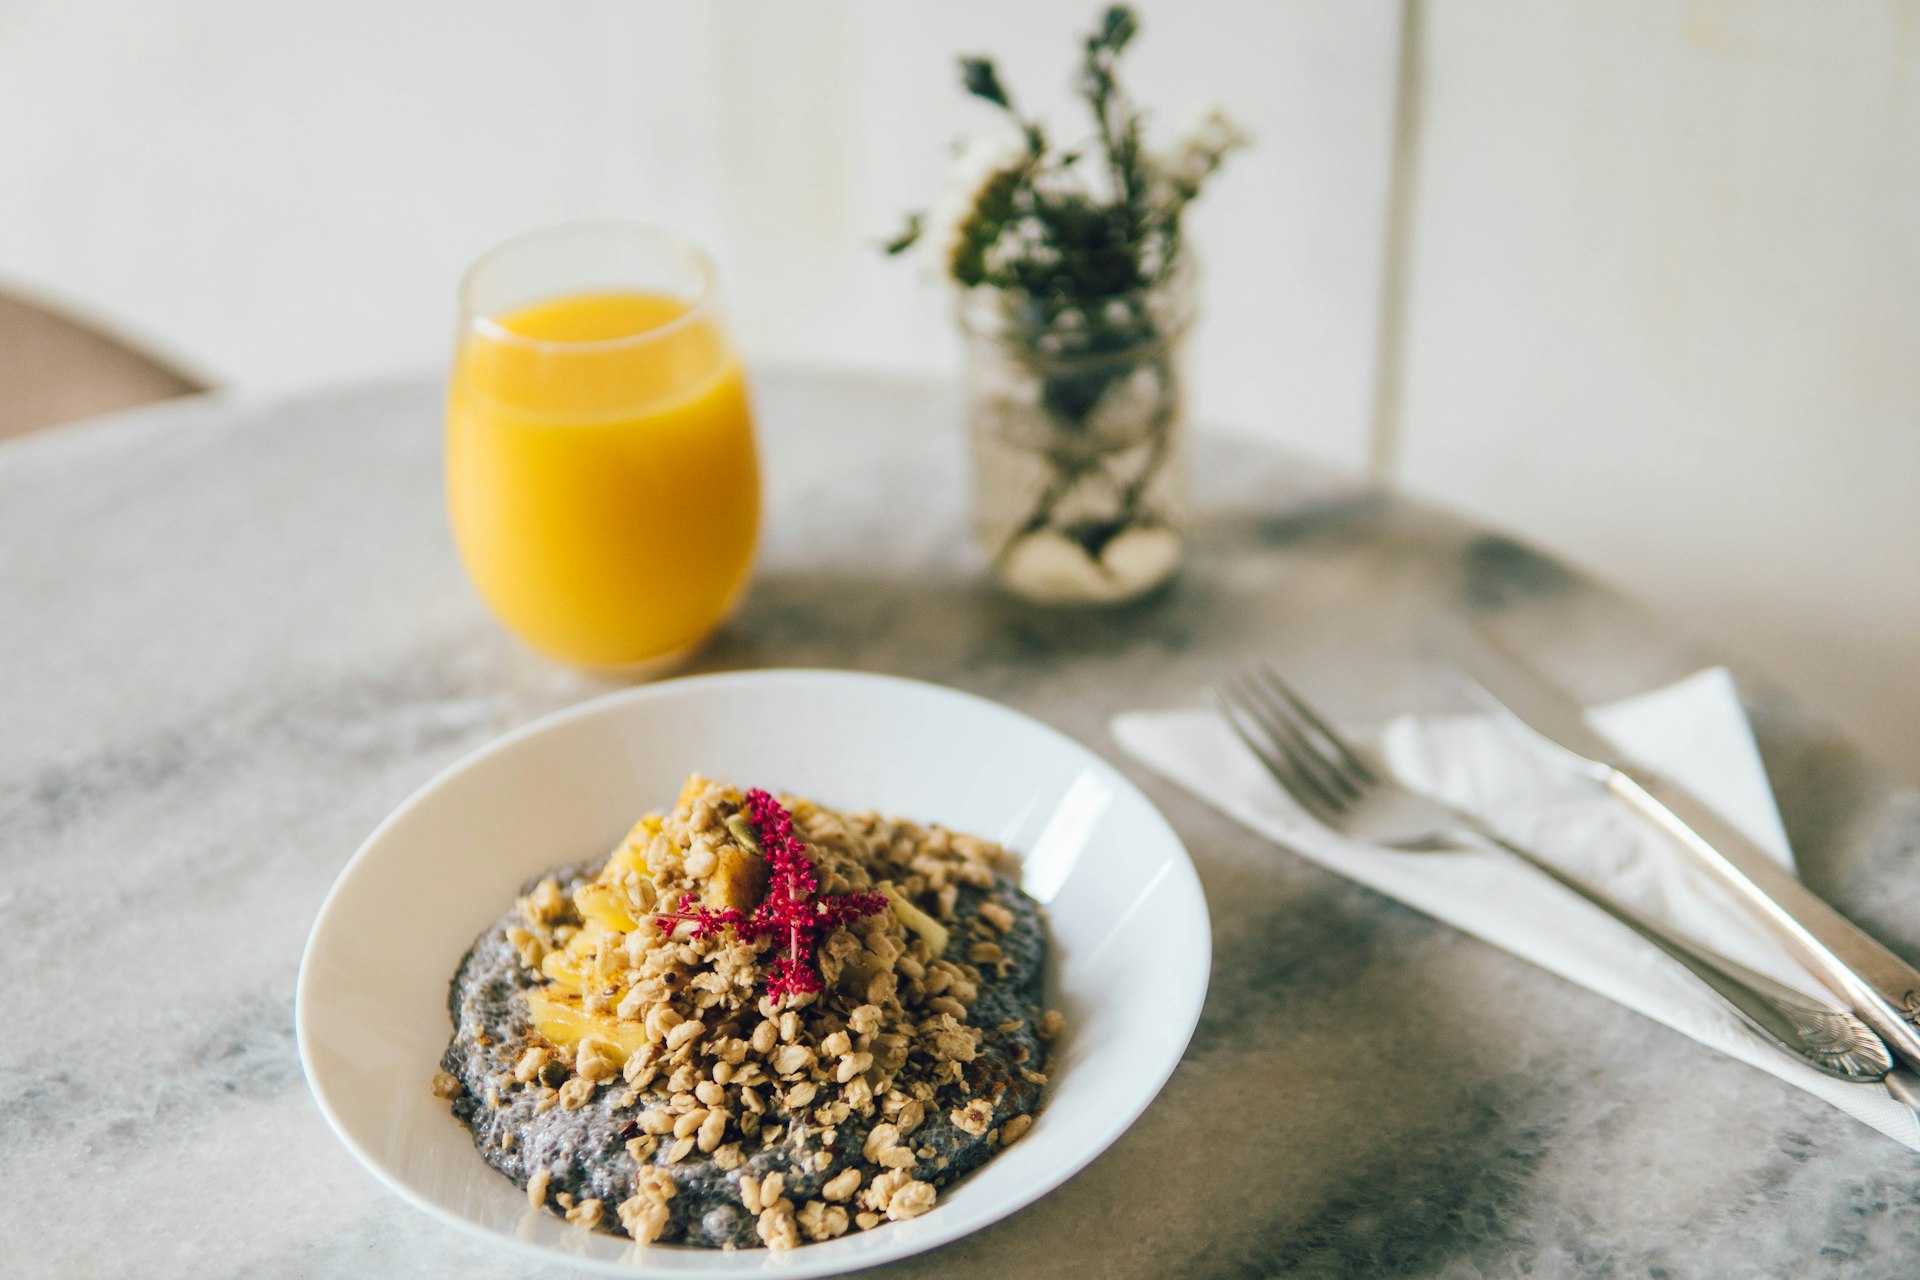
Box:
(1461, 830), (1891, 1082)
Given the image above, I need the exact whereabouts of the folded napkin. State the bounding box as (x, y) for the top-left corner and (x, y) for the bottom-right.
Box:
(1112, 667), (1920, 1149)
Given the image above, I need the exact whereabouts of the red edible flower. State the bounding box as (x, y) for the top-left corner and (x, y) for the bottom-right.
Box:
(653, 788), (888, 1003)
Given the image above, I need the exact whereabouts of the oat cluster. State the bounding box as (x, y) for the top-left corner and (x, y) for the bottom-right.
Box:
(440, 775), (1060, 1249)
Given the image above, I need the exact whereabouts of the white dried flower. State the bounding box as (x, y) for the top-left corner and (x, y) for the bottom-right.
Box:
(1151, 105), (1250, 205)
(921, 130), (1032, 280)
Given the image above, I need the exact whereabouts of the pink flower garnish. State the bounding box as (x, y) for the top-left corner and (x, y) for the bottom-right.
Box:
(653, 788), (888, 1003)
(652, 893), (745, 942)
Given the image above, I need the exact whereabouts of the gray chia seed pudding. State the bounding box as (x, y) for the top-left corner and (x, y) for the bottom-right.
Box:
(433, 775), (1060, 1249)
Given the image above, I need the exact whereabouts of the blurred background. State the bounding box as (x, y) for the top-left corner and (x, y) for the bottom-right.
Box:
(2, 0), (1915, 780)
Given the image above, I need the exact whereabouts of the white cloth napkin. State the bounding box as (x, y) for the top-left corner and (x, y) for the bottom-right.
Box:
(1112, 667), (1920, 1149)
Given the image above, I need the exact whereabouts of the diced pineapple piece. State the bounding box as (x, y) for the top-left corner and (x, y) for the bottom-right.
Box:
(525, 989), (650, 1063)
(606, 831), (647, 879)
(539, 950), (583, 993)
(574, 883), (639, 933)
(707, 843), (768, 912)
(879, 882), (949, 957)
(607, 814), (667, 878)
(554, 920), (645, 992)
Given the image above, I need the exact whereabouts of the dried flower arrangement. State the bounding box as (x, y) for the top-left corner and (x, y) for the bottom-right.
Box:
(886, 6), (1244, 306)
(886, 6), (1247, 604)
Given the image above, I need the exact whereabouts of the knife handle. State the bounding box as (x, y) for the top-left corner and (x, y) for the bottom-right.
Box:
(1610, 764), (1920, 1069)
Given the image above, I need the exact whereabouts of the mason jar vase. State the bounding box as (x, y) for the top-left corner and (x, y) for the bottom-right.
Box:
(957, 259), (1194, 605)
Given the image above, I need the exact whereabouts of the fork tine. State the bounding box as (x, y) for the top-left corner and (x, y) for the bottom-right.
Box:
(1230, 669), (1363, 803)
(1210, 682), (1345, 823)
(1212, 679), (1331, 816)
(1249, 664), (1380, 784)
(1223, 674), (1355, 813)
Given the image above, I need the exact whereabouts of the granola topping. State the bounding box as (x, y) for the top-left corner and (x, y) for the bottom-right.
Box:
(438, 774), (1059, 1250)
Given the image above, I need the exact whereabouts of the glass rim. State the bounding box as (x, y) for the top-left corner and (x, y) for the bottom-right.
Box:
(457, 219), (719, 354)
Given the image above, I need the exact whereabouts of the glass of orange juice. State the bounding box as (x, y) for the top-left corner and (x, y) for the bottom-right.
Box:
(446, 222), (760, 673)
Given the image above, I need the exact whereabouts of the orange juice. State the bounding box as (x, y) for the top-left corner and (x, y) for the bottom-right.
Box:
(446, 290), (760, 669)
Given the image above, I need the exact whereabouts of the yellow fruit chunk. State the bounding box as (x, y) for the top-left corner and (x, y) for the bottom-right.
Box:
(606, 815), (664, 878)
(675, 774), (711, 811)
(707, 843), (768, 912)
(525, 989), (649, 1063)
(564, 920), (618, 963)
(539, 950), (583, 993)
(574, 882), (639, 933)
(880, 882), (949, 957)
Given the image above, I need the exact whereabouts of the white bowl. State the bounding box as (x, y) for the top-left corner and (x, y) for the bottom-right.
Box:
(297, 669), (1208, 1277)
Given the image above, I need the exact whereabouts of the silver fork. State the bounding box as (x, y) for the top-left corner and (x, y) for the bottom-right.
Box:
(1212, 664), (1893, 1083)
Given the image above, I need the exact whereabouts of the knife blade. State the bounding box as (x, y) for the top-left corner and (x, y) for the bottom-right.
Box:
(1439, 621), (1920, 1071)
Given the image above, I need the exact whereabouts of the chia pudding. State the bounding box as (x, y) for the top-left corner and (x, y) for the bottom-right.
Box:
(434, 776), (1059, 1249)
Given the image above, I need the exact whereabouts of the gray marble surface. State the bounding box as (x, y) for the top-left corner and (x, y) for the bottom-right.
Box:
(4, 370), (1918, 1278)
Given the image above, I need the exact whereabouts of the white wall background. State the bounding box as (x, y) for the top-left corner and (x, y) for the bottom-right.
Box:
(1394, 0), (1920, 783)
(0, 0), (1401, 466)
(2, 0), (1917, 781)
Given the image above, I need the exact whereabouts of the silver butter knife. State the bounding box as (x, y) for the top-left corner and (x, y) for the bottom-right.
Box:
(1441, 623), (1920, 1072)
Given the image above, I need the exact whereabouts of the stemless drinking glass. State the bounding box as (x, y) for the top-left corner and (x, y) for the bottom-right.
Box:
(446, 222), (760, 673)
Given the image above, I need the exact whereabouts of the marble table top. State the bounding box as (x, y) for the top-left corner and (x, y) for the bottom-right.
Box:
(4, 369), (1918, 1278)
